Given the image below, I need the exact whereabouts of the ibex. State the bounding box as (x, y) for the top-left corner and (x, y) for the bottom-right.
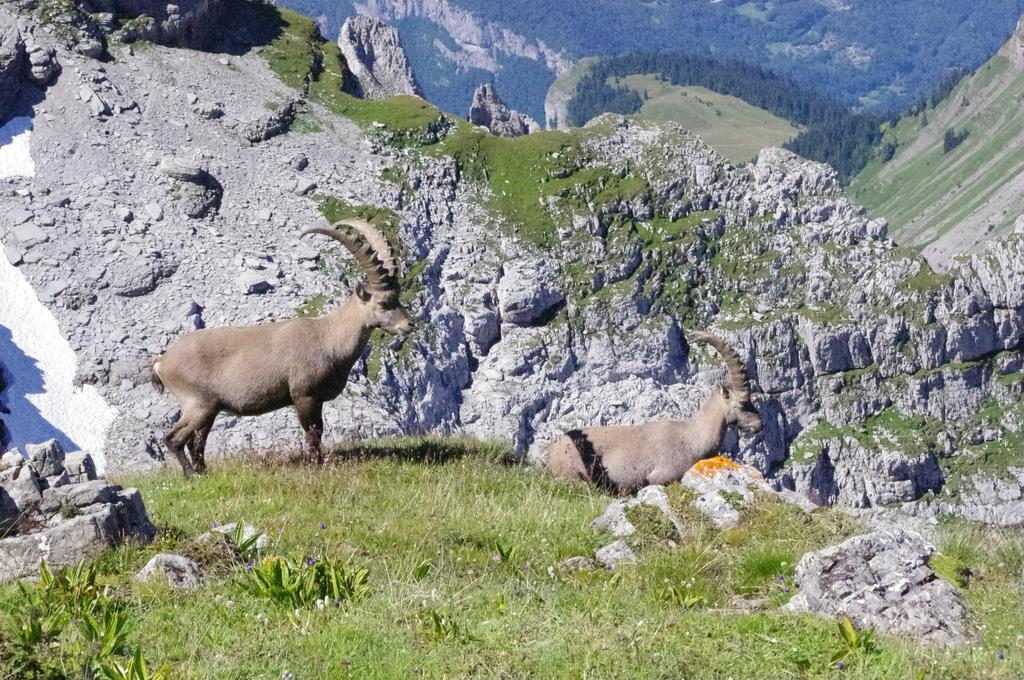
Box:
(543, 332), (763, 495)
(153, 220), (413, 477)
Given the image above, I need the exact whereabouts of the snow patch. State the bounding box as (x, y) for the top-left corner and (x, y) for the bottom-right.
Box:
(0, 117), (36, 178)
(0, 254), (116, 473)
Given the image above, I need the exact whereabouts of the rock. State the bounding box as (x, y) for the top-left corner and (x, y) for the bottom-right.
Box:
(143, 202), (164, 221)
(592, 484), (683, 537)
(107, 256), (178, 297)
(558, 556), (595, 572)
(595, 540), (637, 569)
(497, 259), (564, 325)
(237, 272), (273, 295)
(0, 463), (41, 527)
(0, 450), (21, 469)
(63, 451), (97, 484)
(681, 456), (780, 528)
(136, 553), (203, 590)
(0, 11), (26, 122)
(26, 439), (65, 477)
(7, 207), (32, 226)
(158, 157), (205, 182)
(10, 223), (48, 248)
(337, 16), (421, 100)
(0, 487), (155, 581)
(783, 530), (969, 646)
(468, 83), (538, 138)
(202, 521), (270, 550)
(241, 100), (298, 144)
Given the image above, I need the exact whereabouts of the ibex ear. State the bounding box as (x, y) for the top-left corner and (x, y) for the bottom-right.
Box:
(721, 384), (732, 400)
(354, 283), (371, 301)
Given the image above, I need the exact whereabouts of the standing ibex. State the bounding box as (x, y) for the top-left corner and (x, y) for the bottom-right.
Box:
(153, 219), (413, 477)
(543, 332), (763, 494)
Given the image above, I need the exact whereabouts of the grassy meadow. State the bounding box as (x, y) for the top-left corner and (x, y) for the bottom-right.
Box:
(2, 439), (1023, 679)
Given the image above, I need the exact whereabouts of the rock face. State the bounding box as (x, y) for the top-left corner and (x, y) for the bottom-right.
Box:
(0, 11), (27, 121)
(0, 440), (155, 581)
(1, 6), (1023, 532)
(86, 0), (224, 48)
(784, 530), (969, 646)
(338, 15), (421, 100)
(468, 83), (538, 138)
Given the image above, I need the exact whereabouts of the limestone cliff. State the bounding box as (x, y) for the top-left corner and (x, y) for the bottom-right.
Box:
(0, 5), (1021, 529)
(338, 15), (420, 100)
(468, 82), (537, 137)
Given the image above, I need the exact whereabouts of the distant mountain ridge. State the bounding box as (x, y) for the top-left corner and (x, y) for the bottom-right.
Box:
(277, 0), (1024, 123)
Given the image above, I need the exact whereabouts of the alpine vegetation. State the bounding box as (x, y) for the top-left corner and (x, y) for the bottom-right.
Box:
(152, 220), (413, 476)
(543, 332), (763, 494)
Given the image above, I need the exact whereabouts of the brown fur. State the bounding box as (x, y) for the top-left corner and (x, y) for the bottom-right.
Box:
(543, 334), (763, 495)
(153, 221), (412, 478)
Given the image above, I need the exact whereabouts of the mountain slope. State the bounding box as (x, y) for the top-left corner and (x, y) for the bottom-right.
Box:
(850, 16), (1024, 267)
(278, 0), (1024, 122)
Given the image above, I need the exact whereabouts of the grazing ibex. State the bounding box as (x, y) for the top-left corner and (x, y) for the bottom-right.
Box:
(153, 219), (413, 477)
(543, 332), (763, 494)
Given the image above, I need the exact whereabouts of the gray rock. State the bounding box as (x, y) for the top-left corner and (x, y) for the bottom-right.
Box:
(242, 100), (297, 144)
(0, 487), (155, 581)
(595, 540), (637, 569)
(11, 223), (48, 248)
(136, 553), (203, 590)
(237, 272), (273, 295)
(26, 439), (65, 477)
(468, 83), (538, 138)
(783, 530), (969, 646)
(107, 257), (178, 297)
(337, 16), (421, 100)
(0, 12), (26, 122)
(497, 259), (564, 326)
(592, 485), (683, 538)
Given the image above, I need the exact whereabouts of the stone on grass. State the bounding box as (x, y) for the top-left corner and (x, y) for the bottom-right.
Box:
(137, 553), (203, 590)
(783, 530), (969, 646)
(595, 540), (636, 569)
(592, 484), (683, 538)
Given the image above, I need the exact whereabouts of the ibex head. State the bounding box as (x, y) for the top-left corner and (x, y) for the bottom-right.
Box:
(303, 219), (414, 338)
(691, 331), (763, 434)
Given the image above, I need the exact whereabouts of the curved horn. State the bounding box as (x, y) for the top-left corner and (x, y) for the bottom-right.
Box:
(337, 219), (398, 279)
(690, 331), (751, 398)
(301, 225), (397, 294)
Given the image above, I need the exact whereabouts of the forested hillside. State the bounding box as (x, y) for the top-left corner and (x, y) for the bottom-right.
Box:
(566, 53), (881, 179)
(279, 0), (1024, 122)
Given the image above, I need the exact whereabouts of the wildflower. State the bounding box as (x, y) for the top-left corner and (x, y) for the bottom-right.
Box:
(492, 554), (501, 563)
(783, 587), (790, 593)
(836, 661), (845, 670)
(776, 574), (784, 582)
(307, 558), (315, 566)
(341, 659), (351, 667)
(246, 563), (254, 572)
(210, 521), (218, 528)
(998, 651), (1006, 661)
(320, 522), (327, 529)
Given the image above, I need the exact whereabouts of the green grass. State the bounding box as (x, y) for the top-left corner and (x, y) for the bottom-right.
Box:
(614, 75), (801, 162)
(850, 54), (1024, 249)
(3, 439), (1023, 678)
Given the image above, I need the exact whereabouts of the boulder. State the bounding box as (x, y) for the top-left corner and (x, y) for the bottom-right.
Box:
(468, 83), (538, 138)
(26, 438), (65, 477)
(783, 530), (969, 646)
(592, 485), (683, 537)
(137, 553), (203, 590)
(680, 456), (813, 528)
(337, 16), (421, 100)
(497, 259), (564, 326)
(241, 100), (298, 144)
(595, 540), (636, 569)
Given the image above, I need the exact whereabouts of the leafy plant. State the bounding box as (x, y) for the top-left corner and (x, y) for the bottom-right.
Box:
(660, 581), (707, 610)
(411, 560), (432, 581)
(493, 539), (521, 564)
(100, 648), (172, 680)
(246, 555), (369, 608)
(831, 617), (878, 665)
(225, 522), (264, 561)
(419, 608), (478, 643)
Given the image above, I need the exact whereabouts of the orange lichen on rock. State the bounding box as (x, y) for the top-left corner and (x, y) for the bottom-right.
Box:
(689, 455), (765, 481)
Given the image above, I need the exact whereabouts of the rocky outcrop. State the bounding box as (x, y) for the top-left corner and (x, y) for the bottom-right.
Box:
(0, 11), (27, 122)
(338, 15), (421, 100)
(468, 83), (537, 137)
(0, 440), (155, 581)
(682, 456), (816, 528)
(999, 14), (1024, 67)
(241, 99), (299, 144)
(137, 553), (203, 589)
(784, 530), (969, 646)
(89, 0), (224, 48)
